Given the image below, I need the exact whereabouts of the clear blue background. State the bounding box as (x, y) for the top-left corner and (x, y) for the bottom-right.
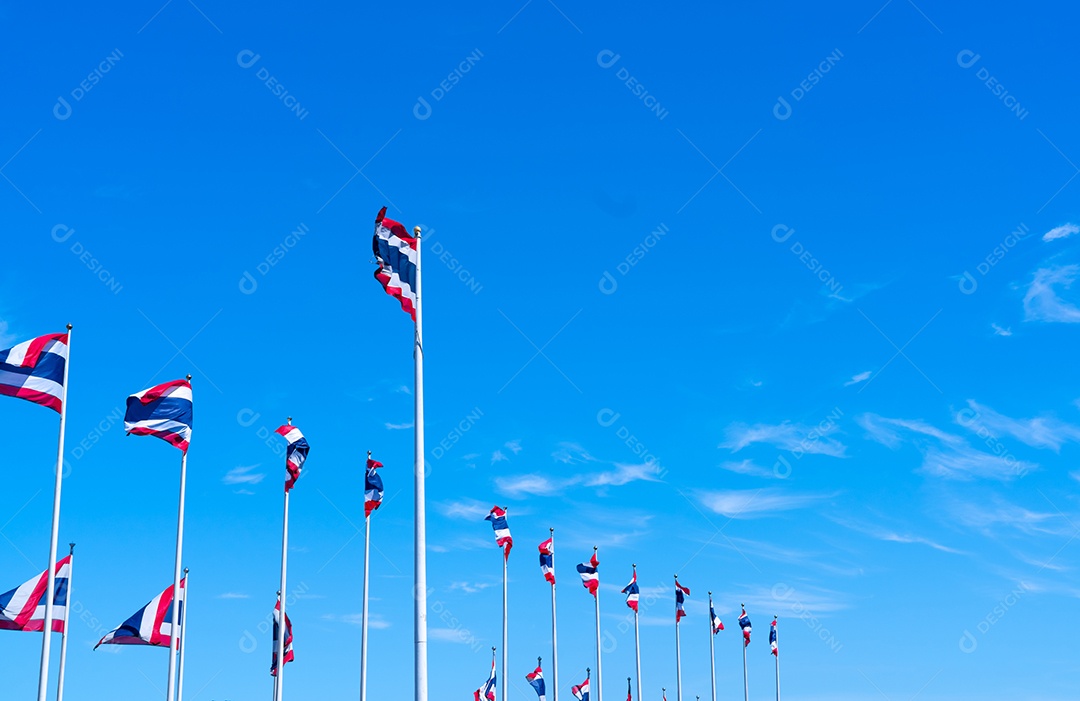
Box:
(3, 1), (1079, 699)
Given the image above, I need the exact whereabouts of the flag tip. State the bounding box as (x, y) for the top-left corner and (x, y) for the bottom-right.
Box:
(66, 323), (73, 330)
(413, 225), (422, 236)
(186, 373), (192, 381)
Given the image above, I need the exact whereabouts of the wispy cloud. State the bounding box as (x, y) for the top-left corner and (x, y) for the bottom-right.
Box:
(856, 414), (962, 449)
(1043, 223), (1079, 242)
(385, 422), (413, 430)
(698, 488), (834, 518)
(429, 628), (485, 645)
(584, 463), (662, 487)
(552, 442), (598, 464)
(828, 516), (964, 554)
(720, 422), (847, 458)
(1023, 265), (1080, 323)
(946, 496), (1076, 538)
(504, 440), (522, 455)
(991, 323), (1012, 337)
(321, 613), (391, 629)
(718, 459), (779, 479)
(447, 581), (496, 594)
(434, 498), (493, 520)
(491, 450), (508, 464)
(223, 464), (264, 485)
(217, 592), (250, 599)
(495, 474), (561, 497)
(495, 462), (662, 497)
(961, 400), (1080, 451)
(844, 371), (872, 387)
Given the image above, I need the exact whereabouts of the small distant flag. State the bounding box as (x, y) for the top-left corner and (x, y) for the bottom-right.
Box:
(675, 578), (690, 623)
(538, 538), (555, 585)
(125, 379), (193, 452)
(485, 506), (513, 560)
(373, 207), (418, 321)
(365, 456), (384, 517)
(95, 578), (184, 649)
(475, 653), (497, 701)
(626, 677), (633, 701)
(576, 552), (599, 597)
(0, 332), (68, 412)
(710, 601), (724, 634)
(271, 598), (294, 677)
(621, 570), (639, 612)
(526, 664), (546, 701)
(770, 617), (778, 656)
(739, 607), (752, 646)
(275, 423), (310, 492)
(0, 556), (71, 632)
(571, 672), (590, 701)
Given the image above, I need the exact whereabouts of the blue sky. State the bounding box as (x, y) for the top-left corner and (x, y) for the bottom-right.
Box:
(3, 1), (1080, 699)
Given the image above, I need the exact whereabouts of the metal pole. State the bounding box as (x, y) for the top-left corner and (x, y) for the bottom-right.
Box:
(177, 569), (189, 701)
(502, 543), (508, 701)
(412, 225), (428, 701)
(593, 546), (602, 701)
(37, 324), (71, 701)
(774, 617), (780, 701)
(360, 452), (372, 701)
(56, 542), (74, 701)
(708, 594), (716, 701)
(633, 566), (641, 701)
(675, 614), (682, 701)
(275, 488), (290, 701)
(550, 528), (559, 701)
(167, 376), (190, 701)
(742, 605), (749, 701)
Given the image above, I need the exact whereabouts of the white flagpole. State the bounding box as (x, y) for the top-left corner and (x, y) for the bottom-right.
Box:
(276, 418), (292, 701)
(707, 593), (716, 701)
(593, 546), (602, 701)
(273, 592), (281, 701)
(56, 542), (74, 701)
(675, 587), (682, 701)
(741, 604), (748, 701)
(166, 374), (191, 701)
(774, 617), (780, 701)
(360, 450), (372, 701)
(37, 323), (71, 701)
(412, 225), (429, 701)
(501, 525), (508, 701)
(177, 568), (190, 701)
(632, 565), (641, 701)
(549, 528), (559, 701)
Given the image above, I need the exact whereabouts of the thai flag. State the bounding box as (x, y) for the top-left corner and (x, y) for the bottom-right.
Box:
(526, 665), (546, 700)
(675, 579), (690, 623)
(710, 602), (724, 633)
(271, 598), (294, 676)
(0, 332), (68, 412)
(571, 674), (590, 701)
(125, 379), (193, 452)
(474, 655), (496, 701)
(486, 506), (513, 560)
(275, 424), (310, 492)
(621, 571), (639, 612)
(95, 578), (184, 649)
(770, 618), (778, 656)
(739, 607), (752, 646)
(538, 538), (555, 585)
(0, 556), (71, 632)
(373, 207), (418, 321)
(365, 457), (384, 518)
(576, 553), (599, 597)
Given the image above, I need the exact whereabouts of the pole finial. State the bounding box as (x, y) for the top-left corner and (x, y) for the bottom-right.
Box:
(538, 656), (542, 665)
(549, 526), (554, 534)
(414, 225), (422, 237)
(287, 416), (292, 425)
(184, 567), (189, 574)
(66, 323), (73, 331)
(593, 545), (598, 552)
(68, 542), (75, 554)
(186, 374), (192, 381)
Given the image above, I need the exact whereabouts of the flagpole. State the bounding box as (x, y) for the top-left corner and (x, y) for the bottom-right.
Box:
(275, 418), (292, 701)
(549, 528), (559, 701)
(632, 565), (641, 701)
(37, 323), (71, 701)
(774, 617), (780, 701)
(593, 546), (602, 701)
(177, 568), (190, 701)
(412, 224), (429, 701)
(627, 678), (632, 701)
(501, 514), (508, 701)
(164, 373), (191, 701)
(360, 451), (373, 701)
(741, 604), (748, 701)
(674, 578), (682, 701)
(707, 593), (716, 701)
(273, 591), (281, 701)
(56, 542), (74, 701)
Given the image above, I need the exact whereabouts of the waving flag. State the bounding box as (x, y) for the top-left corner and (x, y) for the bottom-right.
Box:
(271, 598), (294, 676)
(125, 379), (193, 452)
(571, 673), (590, 701)
(0, 332), (68, 412)
(365, 457), (384, 517)
(739, 607), (752, 646)
(373, 207), (418, 321)
(576, 552), (599, 596)
(675, 578), (690, 623)
(770, 617), (778, 656)
(275, 424), (310, 492)
(621, 570), (639, 612)
(538, 538), (555, 585)
(95, 579), (184, 649)
(526, 665), (546, 701)
(474, 654), (497, 701)
(485, 506), (513, 560)
(710, 602), (724, 633)
(0, 556), (71, 632)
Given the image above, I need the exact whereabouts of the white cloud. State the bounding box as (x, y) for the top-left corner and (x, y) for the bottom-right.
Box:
(504, 440), (522, 454)
(947, 497), (1072, 537)
(584, 463), (662, 487)
(844, 371), (872, 387)
(385, 422), (413, 430)
(718, 460), (777, 479)
(447, 581), (496, 594)
(434, 499), (493, 520)
(828, 516), (963, 554)
(494, 474), (561, 497)
(961, 400), (1080, 452)
(720, 422), (847, 458)
(1023, 265), (1080, 323)
(321, 613), (391, 629)
(1043, 223), (1079, 242)
(217, 592), (250, 599)
(223, 465), (264, 485)
(991, 323), (1012, 337)
(552, 442), (598, 464)
(491, 450), (508, 464)
(429, 628), (486, 645)
(857, 414), (964, 449)
(920, 445), (1033, 481)
(698, 489), (834, 518)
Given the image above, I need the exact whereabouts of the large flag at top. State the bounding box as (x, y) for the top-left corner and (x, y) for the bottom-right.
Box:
(95, 578), (184, 649)
(364, 456), (384, 517)
(577, 552), (599, 596)
(0, 556), (71, 632)
(770, 617), (778, 656)
(485, 506), (513, 560)
(739, 607), (752, 646)
(621, 570), (639, 612)
(474, 654), (496, 701)
(275, 423), (310, 492)
(271, 597), (294, 676)
(710, 601), (724, 633)
(675, 578), (690, 623)
(0, 332), (68, 412)
(538, 538), (555, 585)
(125, 379), (193, 452)
(526, 665), (546, 701)
(373, 207), (418, 321)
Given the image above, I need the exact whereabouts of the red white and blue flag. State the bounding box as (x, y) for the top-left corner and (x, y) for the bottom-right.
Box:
(770, 617), (778, 656)
(271, 597), (294, 676)
(538, 538), (555, 585)
(275, 424), (310, 492)
(571, 673), (590, 701)
(710, 599), (724, 633)
(0, 332), (68, 412)
(125, 379), (193, 452)
(485, 506), (513, 560)
(364, 457), (384, 517)
(475, 653), (497, 701)
(526, 665), (546, 701)
(739, 607), (752, 646)
(373, 207), (418, 321)
(675, 579), (690, 623)
(0, 556), (71, 632)
(621, 570), (639, 612)
(577, 553), (599, 597)
(95, 578), (184, 649)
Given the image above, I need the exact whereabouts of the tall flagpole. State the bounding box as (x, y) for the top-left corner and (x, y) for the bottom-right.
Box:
(412, 225), (429, 701)
(632, 565), (641, 701)
(177, 569), (190, 701)
(275, 417), (293, 701)
(56, 542), (75, 701)
(501, 515), (508, 701)
(593, 546), (602, 701)
(549, 528), (559, 701)
(360, 451), (373, 701)
(707, 593), (716, 701)
(675, 583), (682, 701)
(166, 373), (191, 701)
(774, 617), (780, 701)
(273, 592), (281, 701)
(741, 604), (749, 701)
(37, 323), (71, 701)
